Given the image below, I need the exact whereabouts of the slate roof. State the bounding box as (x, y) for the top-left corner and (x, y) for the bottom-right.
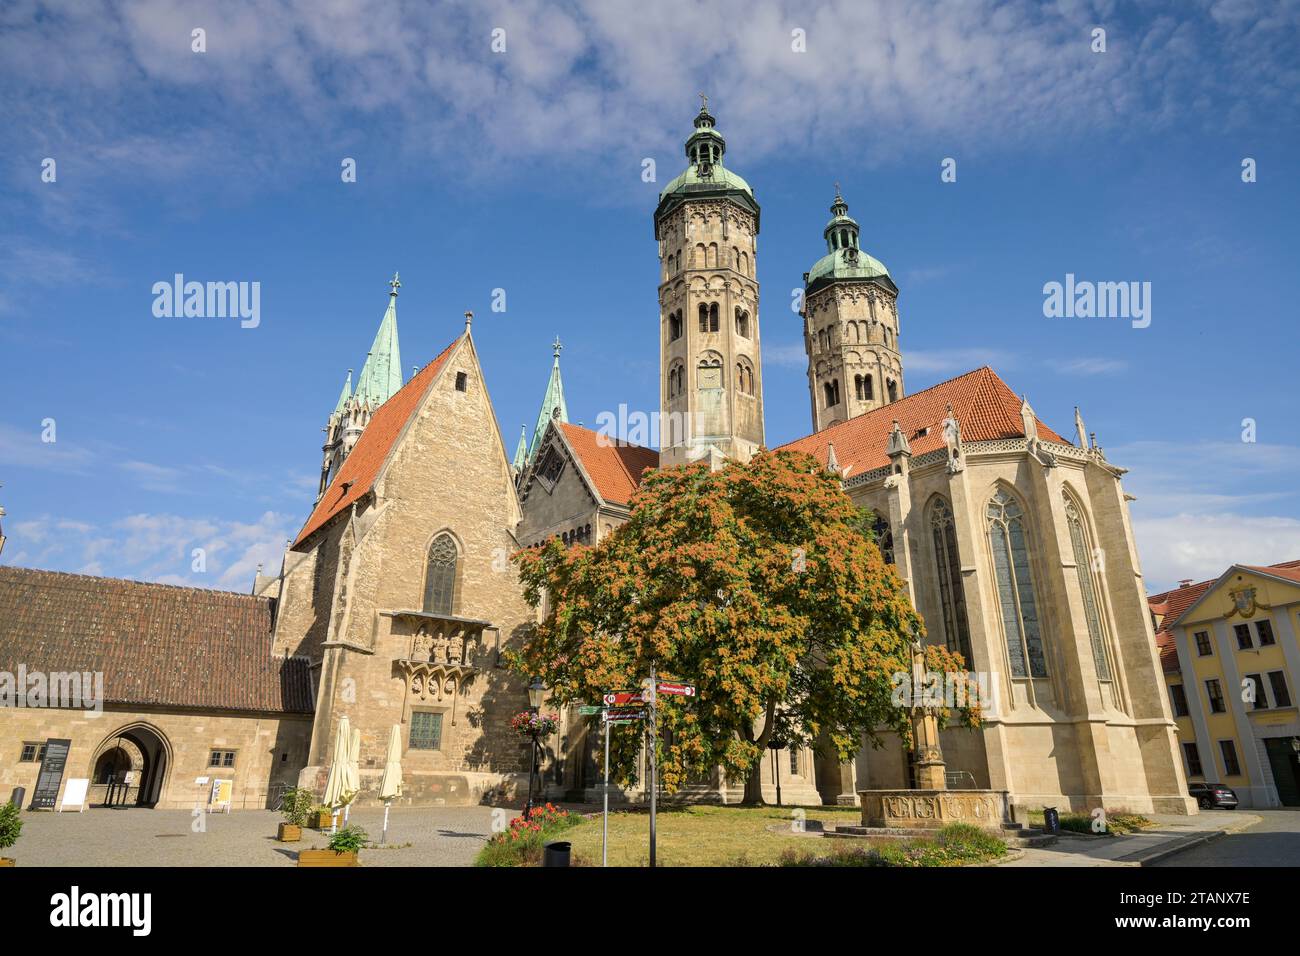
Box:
(0, 566), (313, 714)
(776, 366), (1066, 476)
(294, 336), (461, 548)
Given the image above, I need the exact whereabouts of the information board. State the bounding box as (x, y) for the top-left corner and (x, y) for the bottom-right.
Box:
(30, 738), (72, 809)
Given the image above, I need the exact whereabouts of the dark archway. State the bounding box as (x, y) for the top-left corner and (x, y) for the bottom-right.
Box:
(88, 723), (172, 808)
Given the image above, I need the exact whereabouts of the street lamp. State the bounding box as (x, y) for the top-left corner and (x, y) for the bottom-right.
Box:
(524, 678), (546, 816)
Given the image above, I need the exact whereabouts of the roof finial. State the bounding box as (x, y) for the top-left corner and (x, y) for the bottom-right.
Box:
(464, 310), (473, 331)
(698, 91), (708, 112)
(552, 336), (563, 360)
(834, 180), (841, 200)
(389, 271), (400, 297)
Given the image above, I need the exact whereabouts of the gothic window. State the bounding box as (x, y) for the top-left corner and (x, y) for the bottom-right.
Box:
(986, 489), (1047, 678)
(708, 302), (719, 332)
(669, 311), (682, 341)
(871, 513), (895, 565)
(930, 498), (973, 663)
(1065, 496), (1112, 681)
(422, 533), (459, 616)
(698, 303), (709, 333)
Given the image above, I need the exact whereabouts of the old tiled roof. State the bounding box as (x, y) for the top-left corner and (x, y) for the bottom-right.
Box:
(1147, 559), (1300, 674)
(558, 422), (660, 506)
(0, 567), (313, 714)
(775, 366), (1066, 476)
(294, 336), (461, 548)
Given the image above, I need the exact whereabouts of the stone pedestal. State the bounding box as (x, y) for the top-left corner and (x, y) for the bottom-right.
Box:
(858, 789), (1010, 831)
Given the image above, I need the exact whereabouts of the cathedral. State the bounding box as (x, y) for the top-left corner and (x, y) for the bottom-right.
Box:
(0, 102), (1191, 816)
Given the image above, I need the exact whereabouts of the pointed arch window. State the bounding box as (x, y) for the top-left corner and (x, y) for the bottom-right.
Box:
(422, 534), (459, 615)
(1065, 496), (1113, 680)
(987, 489), (1046, 678)
(930, 497), (973, 664)
(871, 513), (895, 565)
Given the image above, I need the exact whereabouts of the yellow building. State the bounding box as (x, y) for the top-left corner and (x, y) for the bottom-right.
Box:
(1151, 561), (1300, 807)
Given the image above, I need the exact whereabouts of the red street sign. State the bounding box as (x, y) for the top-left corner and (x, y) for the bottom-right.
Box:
(603, 691), (643, 705)
(657, 682), (695, 697)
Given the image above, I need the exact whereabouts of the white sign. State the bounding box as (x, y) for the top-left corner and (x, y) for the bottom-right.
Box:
(59, 778), (89, 813)
(195, 776), (209, 786)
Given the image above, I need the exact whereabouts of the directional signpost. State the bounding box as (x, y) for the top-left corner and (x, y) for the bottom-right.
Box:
(593, 676), (694, 868)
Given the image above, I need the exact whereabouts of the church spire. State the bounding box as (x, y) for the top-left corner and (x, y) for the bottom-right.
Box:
(332, 369), (353, 419)
(526, 337), (569, 464)
(354, 273), (403, 408)
(512, 425), (528, 474)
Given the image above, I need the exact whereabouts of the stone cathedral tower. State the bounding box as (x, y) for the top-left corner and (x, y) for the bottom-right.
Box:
(655, 99), (765, 467)
(802, 188), (903, 433)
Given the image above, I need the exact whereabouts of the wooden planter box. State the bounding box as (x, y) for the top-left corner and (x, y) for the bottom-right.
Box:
(277, 823), (302, 842)
(297, 849), (359, 868)
(309, 811), (334, 830)
(0, 857), (14, 867)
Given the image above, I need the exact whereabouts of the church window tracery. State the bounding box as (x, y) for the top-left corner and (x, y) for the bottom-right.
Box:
(1065, 495), (1113, 681)
(930, 497), (972, 663)
(986, 489), (1046, 678)
(423, 533), (459, 616)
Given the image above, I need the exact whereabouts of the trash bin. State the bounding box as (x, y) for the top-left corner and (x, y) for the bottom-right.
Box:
(1042, 807), (1060, 835)
(542, 840), (571, 867)
(9, 787), (24, 808)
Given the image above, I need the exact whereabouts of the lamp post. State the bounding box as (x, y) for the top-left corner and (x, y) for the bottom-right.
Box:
(524, 678), (546, 817)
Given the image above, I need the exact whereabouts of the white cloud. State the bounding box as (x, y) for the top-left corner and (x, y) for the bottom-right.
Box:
(1134, 513), (1300, 592)
(1, 509), (297, 591)
(1052, 357), (1129, 376)
(904, 348), (1015, 375)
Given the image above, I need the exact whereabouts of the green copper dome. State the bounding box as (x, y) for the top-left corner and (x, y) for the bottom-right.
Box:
(804, 189), (894, 294)
(654, 100), (759, 232)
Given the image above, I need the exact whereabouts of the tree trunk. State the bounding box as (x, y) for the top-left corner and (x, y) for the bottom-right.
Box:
(741, 760), (765, 806)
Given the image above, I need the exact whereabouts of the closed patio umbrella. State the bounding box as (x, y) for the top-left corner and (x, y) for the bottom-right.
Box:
(378, 724), (403, 845)
(322, 716), (357, 833)
(342, 726), (361, 827)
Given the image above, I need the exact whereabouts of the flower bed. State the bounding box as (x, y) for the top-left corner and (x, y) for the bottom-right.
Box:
(777, 823), (1008, 867)
(475, 804), (580, 867)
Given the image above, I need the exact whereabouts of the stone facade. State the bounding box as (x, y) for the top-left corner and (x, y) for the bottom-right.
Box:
(0, 706), (311, 810)
(284, 331), (539, 808)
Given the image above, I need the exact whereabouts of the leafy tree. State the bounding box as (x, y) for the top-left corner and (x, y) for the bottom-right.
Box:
(512, 449), (978, 804)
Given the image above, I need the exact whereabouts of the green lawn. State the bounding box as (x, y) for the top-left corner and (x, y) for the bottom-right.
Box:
(562, 803), (861, 867)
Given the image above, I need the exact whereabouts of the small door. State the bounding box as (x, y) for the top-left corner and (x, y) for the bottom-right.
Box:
(1263, 737), (1300, 807)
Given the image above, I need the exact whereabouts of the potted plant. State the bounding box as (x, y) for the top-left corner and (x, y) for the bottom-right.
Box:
(298, 824), (366, 867)
(308, 803), (334, 830)
(0, 801), (22, 866)
(277, 787), (313, 842)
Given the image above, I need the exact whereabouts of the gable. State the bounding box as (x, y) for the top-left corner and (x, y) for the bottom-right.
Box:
(1175, 565), (1300, 629)
(293, 336), (462, 549)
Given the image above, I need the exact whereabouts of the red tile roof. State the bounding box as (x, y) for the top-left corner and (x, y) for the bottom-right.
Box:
(558, 422), (660, 506)
(1148, 559), (1300, 674)
(775, 366), (1066, 476)
(0, 567), (313, 714)
(294, 337), (461, 549)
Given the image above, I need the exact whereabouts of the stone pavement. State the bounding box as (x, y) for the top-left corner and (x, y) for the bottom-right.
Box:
(6, 806), (499, 867)
(997, 810), (1259, 867)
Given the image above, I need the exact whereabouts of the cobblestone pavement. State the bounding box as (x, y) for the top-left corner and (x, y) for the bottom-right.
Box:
(998, 810), (1258, 867)
(7, 806), (501, 867)
(1150, 809), (1300, 866)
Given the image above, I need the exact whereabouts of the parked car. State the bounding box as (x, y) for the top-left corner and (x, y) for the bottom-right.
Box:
(1189, 783), (1239, 809)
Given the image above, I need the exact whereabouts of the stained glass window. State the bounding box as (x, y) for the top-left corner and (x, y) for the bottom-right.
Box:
(423, 534), (458, 615)
(987, 489), (1047, 678)
(930, 498), (973, 664)
(1065, 497), (1112, 680)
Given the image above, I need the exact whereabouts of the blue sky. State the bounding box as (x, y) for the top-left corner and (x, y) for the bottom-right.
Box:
(1, 0), (1298, 593)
